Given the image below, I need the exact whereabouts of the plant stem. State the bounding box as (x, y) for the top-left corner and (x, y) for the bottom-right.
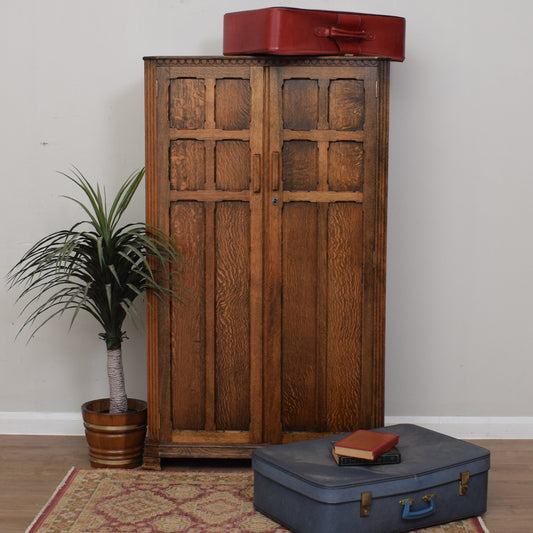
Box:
(107, 346), (128, 414)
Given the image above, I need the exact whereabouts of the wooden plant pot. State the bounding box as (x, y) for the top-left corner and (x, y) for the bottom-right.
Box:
(82, 398), (147, 468)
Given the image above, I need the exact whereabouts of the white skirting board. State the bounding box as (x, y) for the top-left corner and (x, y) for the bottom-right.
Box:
(0, 412), (532, 438)
(0, 411), (85, 436)
(384, 416), (533, 439)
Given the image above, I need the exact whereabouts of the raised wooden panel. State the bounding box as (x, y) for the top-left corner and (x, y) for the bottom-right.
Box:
(282, 141), (318, 191)
(215, 140), (250, 191)
(281, 203), (319, 432)
(327, 202), (364, 431)
(329, 79), (365, 131)
(282, 79), (319, 130)
(170, 78), (205, 129)
(215, 202), (251, 431)
(215, 79), (251, 130)
(170, 140), (205, 190)
(328, 141), (364, 192)
(170, 202), (206, 430)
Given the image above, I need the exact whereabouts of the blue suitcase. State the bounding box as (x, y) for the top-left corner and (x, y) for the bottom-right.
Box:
(253, 424), (489, 533)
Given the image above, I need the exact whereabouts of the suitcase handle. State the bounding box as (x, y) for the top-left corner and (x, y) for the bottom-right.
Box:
(399, 493), (436, 520)
(314, 26), (375, 41)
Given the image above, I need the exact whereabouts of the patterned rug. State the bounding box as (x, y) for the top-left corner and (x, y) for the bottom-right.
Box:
(26, 468), (489, 532)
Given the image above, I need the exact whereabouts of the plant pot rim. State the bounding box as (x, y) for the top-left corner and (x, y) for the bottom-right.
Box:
(82, 398), (147, 417)
(81, 398), (148, 423)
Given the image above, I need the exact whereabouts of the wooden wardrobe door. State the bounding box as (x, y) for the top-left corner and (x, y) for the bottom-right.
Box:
(264, 63), (386, 443)
(148, 62), (265, 448)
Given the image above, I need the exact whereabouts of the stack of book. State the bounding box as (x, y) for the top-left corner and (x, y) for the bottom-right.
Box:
(331, 429), (401, 466)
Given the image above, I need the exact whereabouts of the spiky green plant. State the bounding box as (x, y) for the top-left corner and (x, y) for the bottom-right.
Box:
(8, 167), (185, 414)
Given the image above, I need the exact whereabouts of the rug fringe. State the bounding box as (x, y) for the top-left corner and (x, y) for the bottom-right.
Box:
(477, 516), (490, 533)
(25, 467), (78, 533)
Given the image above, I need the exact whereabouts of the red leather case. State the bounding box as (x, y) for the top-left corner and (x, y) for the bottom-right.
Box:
(223, 7), (405, 61)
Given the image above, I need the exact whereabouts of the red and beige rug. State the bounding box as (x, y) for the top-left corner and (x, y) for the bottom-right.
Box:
(26, 468), (489, 533)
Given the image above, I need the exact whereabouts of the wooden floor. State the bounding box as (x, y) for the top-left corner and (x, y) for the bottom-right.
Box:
(0, 436), (531, 533)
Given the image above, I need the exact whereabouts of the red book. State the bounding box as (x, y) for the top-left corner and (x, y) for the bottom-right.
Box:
(333, 430), (400, 461)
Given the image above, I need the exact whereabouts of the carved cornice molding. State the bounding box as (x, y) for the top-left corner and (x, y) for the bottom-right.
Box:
(144, 55), (382, 67)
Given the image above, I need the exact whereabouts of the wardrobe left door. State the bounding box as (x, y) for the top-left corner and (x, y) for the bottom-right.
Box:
(144, 57), (266, 465)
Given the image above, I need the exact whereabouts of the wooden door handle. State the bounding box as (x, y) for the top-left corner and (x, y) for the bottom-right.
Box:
(252, 153), (261, 193)
(271, 151), (280, 191)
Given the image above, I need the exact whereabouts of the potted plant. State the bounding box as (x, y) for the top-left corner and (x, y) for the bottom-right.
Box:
(8, 167), (184, 468)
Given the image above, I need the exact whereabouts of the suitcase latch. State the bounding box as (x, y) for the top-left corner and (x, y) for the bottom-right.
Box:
(360, 491), (372, 517)
(459, 470), (470, 495)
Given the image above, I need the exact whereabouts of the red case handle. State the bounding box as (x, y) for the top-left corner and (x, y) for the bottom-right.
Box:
(314, 14), (375, 41)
